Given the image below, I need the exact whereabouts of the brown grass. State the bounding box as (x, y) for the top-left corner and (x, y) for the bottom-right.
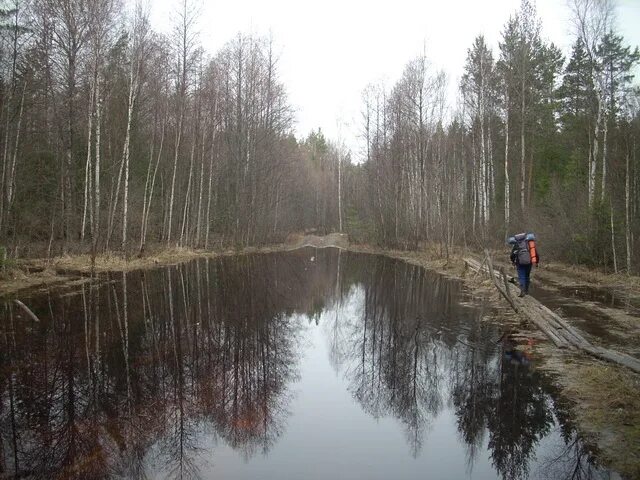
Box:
(0, 266), (72, 296)
(546, 358), (640, 478)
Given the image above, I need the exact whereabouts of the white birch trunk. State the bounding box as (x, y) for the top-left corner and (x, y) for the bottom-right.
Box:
(601, 115), (608, 202)
(6, 81), (25, 217)
(139, 120), (156, 252)
(141, 117), (165, 251)
(167, 115), (182, 246)
(589, 95), (602, 209)
(205, 130), (215, 249)
(82, 74), (96, 241)
(121, 70), (138, 252)
(93, 77), (102, 250)
(610, 201), (617, 273)
(520, 74), (526, 215)
(195, 123), (207, 246)
(338, 150), (343, 232)
(504, 88), (510, 228)
(180, 139), (196, 246)
(625, 151), (631, 274)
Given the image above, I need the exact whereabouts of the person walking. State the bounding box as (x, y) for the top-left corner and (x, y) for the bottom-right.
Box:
(509, 232), (539, 297)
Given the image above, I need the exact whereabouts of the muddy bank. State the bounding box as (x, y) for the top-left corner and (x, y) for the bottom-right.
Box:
(0, 267), (82, 296)
(2, 244), (289, 296)
(1, 234), (350, 296)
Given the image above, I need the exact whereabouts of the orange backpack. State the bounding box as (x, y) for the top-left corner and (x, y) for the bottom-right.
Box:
(528, 239), (538, 264)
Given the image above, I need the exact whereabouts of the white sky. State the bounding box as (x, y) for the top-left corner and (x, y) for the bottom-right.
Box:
(149, 0), (640, 159)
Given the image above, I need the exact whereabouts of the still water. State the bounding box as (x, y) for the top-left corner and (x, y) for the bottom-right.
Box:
(0, 248), (618, 479)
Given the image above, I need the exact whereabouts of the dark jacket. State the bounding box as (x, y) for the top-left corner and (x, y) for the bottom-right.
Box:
(510, 244), (519, 265)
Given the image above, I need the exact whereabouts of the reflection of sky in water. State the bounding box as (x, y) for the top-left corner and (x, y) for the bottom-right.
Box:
(0, 248), (619, 480)
(189, 286), (608, 480)
(175, 315), (499, 480)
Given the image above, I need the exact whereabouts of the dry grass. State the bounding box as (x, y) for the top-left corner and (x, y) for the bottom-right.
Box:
(4, 244), (294, 295)
(25, 246), (235, 274)
(543, 260), (640, 290)
(544, 358), (640, 478)
(0, 266), (72, 296)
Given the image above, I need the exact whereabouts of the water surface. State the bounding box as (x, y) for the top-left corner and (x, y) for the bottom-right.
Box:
(0, 248), (617, 479)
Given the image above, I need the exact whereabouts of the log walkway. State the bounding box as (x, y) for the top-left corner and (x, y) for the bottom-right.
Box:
(465, 253), (640, 374)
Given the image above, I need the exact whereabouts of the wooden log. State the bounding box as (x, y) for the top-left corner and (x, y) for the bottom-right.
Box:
(589, 347), (640, 374)
(532, 302), (590, 348)
(485, 252), (520, 313)
(525, 314), (570, 349)
(537, 303), (590, 346)
(463, 255), (640, 373)
(473, 253), (488, 278)
(14, 300), (40, 322)
(503, 292), (570, 348)
(496, 276), (519, 313)
(500, 268), (517, 304)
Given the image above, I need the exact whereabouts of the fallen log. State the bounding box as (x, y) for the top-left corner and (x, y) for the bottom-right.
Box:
(14, 300), (41, 323)
(485, 254), (520, 314)
(465, 255), (640, 374)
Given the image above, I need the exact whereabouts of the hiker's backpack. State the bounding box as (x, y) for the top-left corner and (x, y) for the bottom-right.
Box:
(514, 232), (531, 265)
(526, 233), (539, 264)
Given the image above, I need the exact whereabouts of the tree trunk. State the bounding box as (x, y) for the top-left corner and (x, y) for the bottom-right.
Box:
(205, 130), (215, 249)
(625, 150), (631, 274)
(520, 74), (526, 215)
(589, 95), (602, 209)
(180, 138), (196, 247)
(610, 200), (618, 273)
(338, 150), (343, 232)
(167, 114), (183, 246)
(82, 72), (96, 241)
(93, 77), (102, 255)
(504, 88), (510, 231)
(601, 115), (608, 202)
(121, 65), (139, 252)
(140, 117), (165, 253)
(6, 81), (26, 227)
(195, 123), (207, 246)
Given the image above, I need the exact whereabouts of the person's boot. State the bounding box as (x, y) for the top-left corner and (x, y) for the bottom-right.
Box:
(518, 288), (526, 298)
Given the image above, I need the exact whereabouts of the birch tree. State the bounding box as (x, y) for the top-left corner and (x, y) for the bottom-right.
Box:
(570, 0), (614, 209)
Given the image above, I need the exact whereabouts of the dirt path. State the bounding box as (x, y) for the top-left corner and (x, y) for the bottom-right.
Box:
(284, 232), (349, 249)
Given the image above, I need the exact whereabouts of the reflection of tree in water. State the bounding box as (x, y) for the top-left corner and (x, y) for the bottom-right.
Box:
(486, 348), (553, 479)
(330, 255), (472, 456)
(0, 248), (611, 479)
(329, 253), (605, 479)
(0, 249), (338, 479)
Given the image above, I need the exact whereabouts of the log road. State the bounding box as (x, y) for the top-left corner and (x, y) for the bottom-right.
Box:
(465, 254), (640, 374)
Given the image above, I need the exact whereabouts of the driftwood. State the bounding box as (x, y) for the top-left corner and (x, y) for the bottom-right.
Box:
(465, 255), (640, 374)
(13, 300), (41, 322)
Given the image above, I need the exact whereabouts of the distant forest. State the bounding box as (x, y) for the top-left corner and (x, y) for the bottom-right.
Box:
(0, 0), (638, 272)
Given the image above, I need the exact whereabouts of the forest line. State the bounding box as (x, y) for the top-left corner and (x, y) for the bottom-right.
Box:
(0, 0), (638, 273)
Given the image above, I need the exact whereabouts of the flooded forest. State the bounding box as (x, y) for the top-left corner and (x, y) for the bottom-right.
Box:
(0, 0), (639, 479)
(0, 249), (617, 478)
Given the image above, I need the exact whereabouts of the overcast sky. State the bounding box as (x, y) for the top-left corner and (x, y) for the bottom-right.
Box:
(149, 0), (640, 158)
